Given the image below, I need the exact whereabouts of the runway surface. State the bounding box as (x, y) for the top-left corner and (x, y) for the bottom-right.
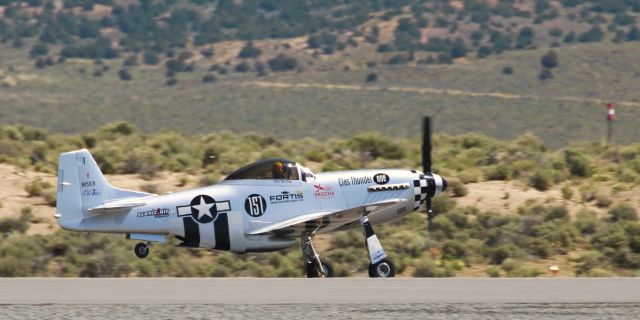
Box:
(1, 278), (639, 319)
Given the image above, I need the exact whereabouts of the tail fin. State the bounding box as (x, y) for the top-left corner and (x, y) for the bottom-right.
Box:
(55, 149), (151, 231)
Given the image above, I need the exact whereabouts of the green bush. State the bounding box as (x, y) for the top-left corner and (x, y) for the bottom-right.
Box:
(595, 193), (613, 208)
(24, 179), (52, 197)
(609, 203), (638, 222)
(348, 133), (405, 159)
(529, 169), (554, 191)
(0, 218), (28, 234)
(449, 179), (468, 197)
(413, 259), (455, 277)
(441, 240), (466, 260)
(486, 164), (510, 180)
(485, 266), (501, 277)
(122, 147), (162, 179)
(561, 185), (573, 200)
(431, 195), (457, 215)
(565, 150), (593, 177)
(541, 50), (558, 69)
(575, 209), (598, 235)
(490, 245), (513, 265)
(575, 251), (607, 276)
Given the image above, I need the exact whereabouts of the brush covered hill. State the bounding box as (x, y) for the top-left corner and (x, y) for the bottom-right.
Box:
(0, 124), (639, 277)
(0, 1), (639, 146)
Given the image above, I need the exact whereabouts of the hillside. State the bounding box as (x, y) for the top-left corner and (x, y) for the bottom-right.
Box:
(0, 1), (639, 146)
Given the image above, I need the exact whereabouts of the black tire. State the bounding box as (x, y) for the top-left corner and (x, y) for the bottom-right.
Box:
(134, 243), (149, 259)
(368, 258), (395, 278)
(306, 259), (334, 278)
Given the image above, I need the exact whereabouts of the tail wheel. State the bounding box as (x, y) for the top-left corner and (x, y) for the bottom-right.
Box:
(134, 242), (149, 259)
(306, 259), (334, 278)
(368, 258), (395, 278)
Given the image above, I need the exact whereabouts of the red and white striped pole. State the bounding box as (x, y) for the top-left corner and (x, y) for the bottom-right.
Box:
(607, 102), (616, 145)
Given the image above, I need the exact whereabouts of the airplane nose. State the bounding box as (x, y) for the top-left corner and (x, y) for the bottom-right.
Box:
(431, 174), (447, 195)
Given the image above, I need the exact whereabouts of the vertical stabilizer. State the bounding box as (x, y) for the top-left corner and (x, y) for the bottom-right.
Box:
(55, 149), (151, 231)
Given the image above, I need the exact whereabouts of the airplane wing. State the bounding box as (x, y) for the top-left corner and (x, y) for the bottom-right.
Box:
(248, 198), (408, 237)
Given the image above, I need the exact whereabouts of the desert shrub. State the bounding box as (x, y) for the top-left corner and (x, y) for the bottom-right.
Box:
(538, 68), (553, 80)
(199, 173), (221, 186)
(529, 169), (554, 191)
(565, 150), (592, 177)
(24, 179), (52, 197)
(457, 171), (478, 184)
(267, 54), (297, 72)
(238, 41), (262, 58)
(431, 195), (457, 215)
(545, 206), (568, 221)
(448, 178), (468, 197)
(561, 185), (573, 200)
(0, 210), (32, 234)
(121, 147), (162, 179)
(202, 74), (217, 83)
(42, 189), (57, 207)
(348, 133), (405, 159)
(540, 50), (558, 69)
(500, 258), (543, 277)
(140, 184), (158, 194)
(575, 209), (598, 235)
(595, 193), (613, 208)
(485, 266), (501, 277)
(609, 203), (638, 222)
(387, 53), (411, 65)
(441, 240), (466, 259)
(445, 210), (468, 229)
(234, 62), (251, 73)
(526, 238), (552, 258)
(118, 69), (132, 81)
(575, 251), (607, 275)
(143, 51), (159, 65)
(0, 218), (28, 234)
(579, 185), (598, 202)
(413, 259), (455, 277)
(489, 246), (510, 265)
(486, 164), (510, 180)
(365, 73), (378, 82)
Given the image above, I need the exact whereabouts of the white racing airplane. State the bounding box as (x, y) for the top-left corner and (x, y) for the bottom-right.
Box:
(55, 118), (447, 277)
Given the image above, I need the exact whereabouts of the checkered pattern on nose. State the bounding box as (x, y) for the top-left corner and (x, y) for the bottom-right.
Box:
(413, 174), (430, 210)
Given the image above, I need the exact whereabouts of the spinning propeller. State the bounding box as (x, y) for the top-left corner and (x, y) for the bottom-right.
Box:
(421, 116), (447, 237)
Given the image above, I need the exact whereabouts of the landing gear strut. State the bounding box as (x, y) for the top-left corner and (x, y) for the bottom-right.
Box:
(362, 217), (396, 278)
(302, 235), (333, 278)
(134, 242), (149, 259)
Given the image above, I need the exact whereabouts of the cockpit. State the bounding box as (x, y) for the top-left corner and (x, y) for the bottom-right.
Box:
(224, 158), (315, 182)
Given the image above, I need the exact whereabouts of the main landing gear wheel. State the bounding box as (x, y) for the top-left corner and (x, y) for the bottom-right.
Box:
(134, 242), (149, 259)
(368, 258), (395, 278)
(306, 259), (334, 278)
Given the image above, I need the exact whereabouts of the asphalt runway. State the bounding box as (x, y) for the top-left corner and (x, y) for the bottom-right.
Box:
(1, 278), (639, 319)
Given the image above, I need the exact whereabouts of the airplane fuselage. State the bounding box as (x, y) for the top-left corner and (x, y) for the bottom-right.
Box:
(70, 169), (425, 253)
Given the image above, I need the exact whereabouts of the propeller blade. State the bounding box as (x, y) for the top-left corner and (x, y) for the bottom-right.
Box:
(422, 116), (432, 174)
(426, 198), (433, 237)
(422, 116), (435, 237)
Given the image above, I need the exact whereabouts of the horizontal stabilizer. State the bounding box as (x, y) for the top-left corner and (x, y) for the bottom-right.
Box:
(88, 202), (146, 212)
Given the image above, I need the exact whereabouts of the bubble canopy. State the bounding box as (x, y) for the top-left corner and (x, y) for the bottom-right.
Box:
(224, 158), (301, 181)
